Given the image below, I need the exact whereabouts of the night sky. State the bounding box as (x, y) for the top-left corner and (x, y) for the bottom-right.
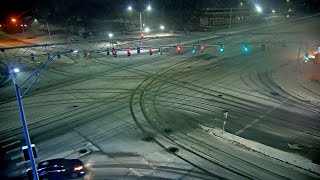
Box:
(1, 0), (319, 22)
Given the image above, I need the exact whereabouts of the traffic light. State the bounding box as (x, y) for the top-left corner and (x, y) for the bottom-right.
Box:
(200, 45), (205, 52)
(112, 48), (117, 57)
(243, 44), (248, 52)
(107, 48), (110, 55)
(85, 52), (91, 58)
(127, 50), (131, 56)
(158, 48), (162, 55)
(192, 46), (196, 53)
(304, 53), (309, 61)
(137, 47), (140, 53)
(141, 33), (144, 39)
(176, 46), (181, 53)
(31, 53), (34, 61)
(149, 48), (153, 55)
(57, 52), (61, 59)
(220, 45), (224, 52)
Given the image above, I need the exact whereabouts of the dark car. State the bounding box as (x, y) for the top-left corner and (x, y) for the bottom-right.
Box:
(37, 158), (85, 179)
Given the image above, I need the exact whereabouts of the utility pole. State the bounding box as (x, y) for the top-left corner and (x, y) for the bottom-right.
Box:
(228, 8), (233, 32)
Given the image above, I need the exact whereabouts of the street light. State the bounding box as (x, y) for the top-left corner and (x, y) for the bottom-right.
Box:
(255, 5), (262, 13)
(13, 68), (20, 73)
(34, 18), (52, 44)
(160, 25), (164, 34)
(11, 17), (25, 38)
(127, 5), (151, 36)
(108, 33), (113, 48)
(144, 27), (150, 35)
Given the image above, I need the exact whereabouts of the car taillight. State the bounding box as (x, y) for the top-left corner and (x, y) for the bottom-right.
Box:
(74, 166), (83, 171)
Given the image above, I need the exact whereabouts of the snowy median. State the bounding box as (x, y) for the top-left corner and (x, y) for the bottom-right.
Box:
(199, 125), (320, 175)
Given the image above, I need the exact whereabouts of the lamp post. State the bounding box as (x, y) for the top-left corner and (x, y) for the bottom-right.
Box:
(108, 33), (113, 48)
(34, 19), (52, 44)
(127, 4), (151, 36)
(11, 18), (25, 38)
(160, 25), (164, 34)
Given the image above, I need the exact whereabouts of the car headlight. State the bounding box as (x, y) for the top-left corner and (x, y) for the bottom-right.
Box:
(74, 166), (83, 171)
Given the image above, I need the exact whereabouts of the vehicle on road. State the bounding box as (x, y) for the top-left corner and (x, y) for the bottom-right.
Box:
(37, 158), (85, 179)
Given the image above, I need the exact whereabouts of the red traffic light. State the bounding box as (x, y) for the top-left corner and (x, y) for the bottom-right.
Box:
(149, 48), (153, 55)
(141, 33), (144, 39)
(200, 45), (205, 51)
(176, 46), (181, 52)
(127, 50), (131, 56)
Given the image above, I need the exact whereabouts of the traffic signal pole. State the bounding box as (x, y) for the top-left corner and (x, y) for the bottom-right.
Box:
(14, 83), (39, 180)
(1, 49), (39, 180)
(1, 49), (73, 180)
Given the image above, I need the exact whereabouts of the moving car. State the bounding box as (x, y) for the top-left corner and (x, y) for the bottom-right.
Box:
(37, 158), (85, 179)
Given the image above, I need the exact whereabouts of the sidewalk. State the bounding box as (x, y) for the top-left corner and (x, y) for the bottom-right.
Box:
(199, 125), (320, 175)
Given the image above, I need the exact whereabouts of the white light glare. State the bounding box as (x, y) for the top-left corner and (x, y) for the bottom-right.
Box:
(255, 5), (262, 13)
(13, 68), (20, 73)
(108, 33), (113, 38)
(160, 25), (164, 30)
(147, 5), (151, 11)
(145, 27), (150, 32)
(128, 6), (132, 11)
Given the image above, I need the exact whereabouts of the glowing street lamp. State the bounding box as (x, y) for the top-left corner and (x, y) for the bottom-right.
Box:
(255, 5), (262, 13)
(160, 25), (164, 34)
(144, 27), (150, 34)
(128, 6), (132, 11)
(272, 9), (276, 13)
(108, 33), (113, 48)
(11, 17), (25, 38)
(147, 5), (151, 11)
(12, 68), (20, 73)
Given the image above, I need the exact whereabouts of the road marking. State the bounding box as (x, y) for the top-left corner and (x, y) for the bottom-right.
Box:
(2, 140), (20, 149)
(235, 100), (287, 135)
(6, 146), (21, 154)
(0, 137), (15, 144)
(11, 154), (23, 160)
(235, 119), (259, 135)
(16, 161), (27, 167)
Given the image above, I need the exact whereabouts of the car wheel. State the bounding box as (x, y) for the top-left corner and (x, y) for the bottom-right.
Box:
(71, 173), (78, 179)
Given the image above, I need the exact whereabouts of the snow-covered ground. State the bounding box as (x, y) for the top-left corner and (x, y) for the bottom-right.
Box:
(199, 125), (320, 174)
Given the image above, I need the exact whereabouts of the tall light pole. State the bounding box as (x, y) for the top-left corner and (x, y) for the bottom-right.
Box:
(108, 33), (113, 48)
(228, 8), (233, 31)
(1, 49), (39, 180)
(34, 19), (52, 44)
(12, 18), (25, 39)
(127, 4), (151, 36)
(160, 25), (164, 34)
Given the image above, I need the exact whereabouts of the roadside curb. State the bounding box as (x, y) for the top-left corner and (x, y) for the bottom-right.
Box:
(199, 125), (320, 176)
